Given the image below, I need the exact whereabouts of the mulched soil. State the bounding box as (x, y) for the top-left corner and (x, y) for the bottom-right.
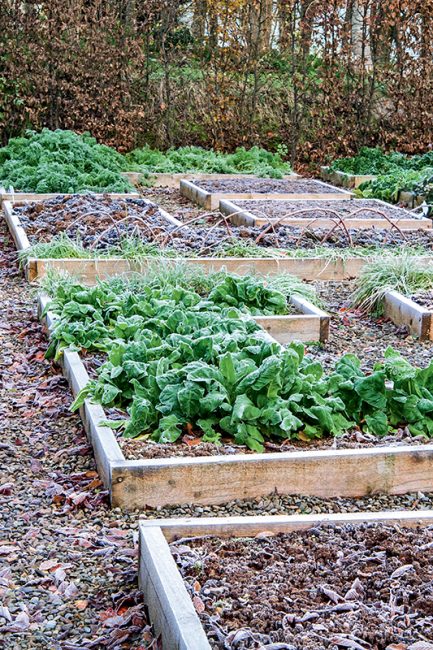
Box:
(12, 190), (433, 257)
(119, 427), (430, 461)
(410, 290), (433, 311)
(0, 225), (155, 649)
(230, 198), (418, 221)
(17, 194), (172, 248)
(189, 177), (347, 194)
(174, 524), (433, 649)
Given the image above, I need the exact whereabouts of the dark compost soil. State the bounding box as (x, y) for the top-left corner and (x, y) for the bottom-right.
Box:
(17, 193), (172, 248)
(14, 192), (433, 256)
(190, 178), (347, 194)
(174, 524), (433, 649)
(231, 198), (418, 221)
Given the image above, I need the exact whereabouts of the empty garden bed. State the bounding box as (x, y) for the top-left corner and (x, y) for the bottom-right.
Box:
(180, 177), (351, 209)
(5, 193), (433, 284)
(138, 512), (433, 649)
(220, 198), (431, 230)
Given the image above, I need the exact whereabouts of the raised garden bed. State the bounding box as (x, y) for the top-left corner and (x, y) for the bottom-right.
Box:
(138, 512), (433, 649)
(320, 165), (377, 189)
(39, 294), (433, 510)
(0, 193), (376, 283)
(180, 177), (352, 209)
(220, 198), (432, 231)
(122, 171), (298, 189)
(5, 193), (433, 284)
(384, 290), (433, 340)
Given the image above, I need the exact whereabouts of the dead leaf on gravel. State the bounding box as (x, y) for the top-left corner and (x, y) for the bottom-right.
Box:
(39, 558), (61, 571)
(75, 599), (89, 611)
(193, 595), (205, 613)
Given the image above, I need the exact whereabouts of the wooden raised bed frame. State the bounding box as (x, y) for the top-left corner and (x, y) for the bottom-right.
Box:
(384, 290), (433, 340)
(219, 197), (432, 231)
(320, 165), (377, 189)
(39, 295), (433, 511)
(180, 178), (353, 210)
(2, 192), (377, 283)
(139, 511), (433, 650)
(122, 171), (298, 189)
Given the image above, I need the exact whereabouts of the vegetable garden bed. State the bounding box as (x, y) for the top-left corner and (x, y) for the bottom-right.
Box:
(38, 294), (433, 511)
(180, 177), (352, 209)
(1, 192), (384, 283)
(220, 197), (431, 231)
(320, 165), (377, 189)
(138, 512), (433, 649)
(122, 171), (298, 189)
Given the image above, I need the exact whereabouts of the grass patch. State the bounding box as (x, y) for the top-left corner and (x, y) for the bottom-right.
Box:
(352, 253), (433, 313)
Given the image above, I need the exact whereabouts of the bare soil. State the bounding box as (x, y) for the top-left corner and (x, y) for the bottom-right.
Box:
(190, 177), (347, 194)
(13, 190), (433, 257)
(410, 290), (433, 311)
(17, 194), (171, 247)
(231, 198), (417, 221)
(174, 524), (433, 649)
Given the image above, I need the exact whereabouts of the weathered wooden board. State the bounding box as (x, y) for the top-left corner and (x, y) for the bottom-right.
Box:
(252, 295), (329, 344)
(2, 200), (31, 251)
(220, 198), (432, 231)
(111, 442), (433, 509)
(139, 510), (433, 649)
(384, 290), (433, 340)
(320, 166), (377, 189)
(25, 255), (371, 283)
(0, 191), (140, 202)
(139, 525), (211, 650)
(143, 509), (433, 543)
(38, 295), (124, 488)
(180, 179), (352, 210)
(122, 171), (299, 189)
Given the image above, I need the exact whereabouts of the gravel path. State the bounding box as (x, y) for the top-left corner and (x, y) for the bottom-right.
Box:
(0, 226), (154, 649)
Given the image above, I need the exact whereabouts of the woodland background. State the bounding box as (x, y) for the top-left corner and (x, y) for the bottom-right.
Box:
(1, 1), (432, 168)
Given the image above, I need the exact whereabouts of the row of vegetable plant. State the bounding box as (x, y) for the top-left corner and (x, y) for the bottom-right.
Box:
(329, 147), (433, 176)
(42, 266), (433, 452)
(0, 129), (291, 194)
(327, 147), (433, 205)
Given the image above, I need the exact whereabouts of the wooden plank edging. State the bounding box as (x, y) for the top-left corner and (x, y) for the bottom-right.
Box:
(24, 255), (370, 283)
(38, 294), (125, 488)
(384, 290), (433, 340)
(142, 509), (433, 542)
(180, 179), (352, 210)
(138, 509), (433, 649)
(320, 166), (377, 189)
(111, 442), (433, 509)
(139, 525), (211, 650)
(220, 197), (432, 231)
(2, 200), (31, 251)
